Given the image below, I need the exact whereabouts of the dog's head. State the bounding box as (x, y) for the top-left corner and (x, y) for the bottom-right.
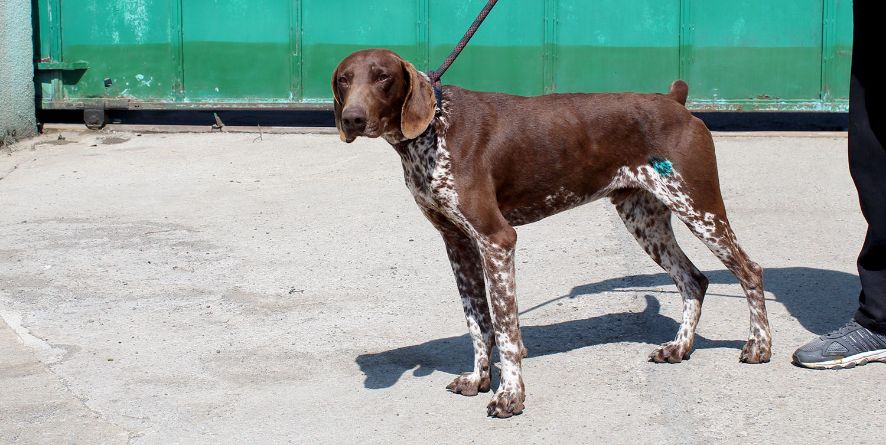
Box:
(331, 49), (436, 143)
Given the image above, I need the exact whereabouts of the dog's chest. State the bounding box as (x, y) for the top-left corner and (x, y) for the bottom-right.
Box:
(394, 127), (460, 216)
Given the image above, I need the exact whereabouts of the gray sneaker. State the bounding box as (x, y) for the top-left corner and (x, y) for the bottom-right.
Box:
(793, 321), (886, 369)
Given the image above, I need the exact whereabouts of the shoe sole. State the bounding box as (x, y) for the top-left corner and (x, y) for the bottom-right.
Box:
(793, 349), (886, 370)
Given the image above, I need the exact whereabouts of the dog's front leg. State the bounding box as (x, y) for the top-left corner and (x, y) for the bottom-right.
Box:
(476, 225), (526, 418)
(439, 227), (494, 396)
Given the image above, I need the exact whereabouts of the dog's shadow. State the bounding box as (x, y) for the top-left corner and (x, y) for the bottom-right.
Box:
(355, 266), (858, 389)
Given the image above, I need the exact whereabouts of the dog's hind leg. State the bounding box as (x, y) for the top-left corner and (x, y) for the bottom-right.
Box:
(678, 214), (771, 363)
(432, 216), (494, 396)
(612, 189), (709, 363)
(631, 157), (772, 363)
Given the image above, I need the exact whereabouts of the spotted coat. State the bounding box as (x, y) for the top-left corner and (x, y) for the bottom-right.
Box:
(332, 49), (771, 419)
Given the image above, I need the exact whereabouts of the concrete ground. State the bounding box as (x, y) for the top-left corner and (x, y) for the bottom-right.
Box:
(1, 129), (883, 444)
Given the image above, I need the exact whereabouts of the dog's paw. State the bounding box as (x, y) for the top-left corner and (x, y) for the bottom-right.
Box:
(649, 341), (691, 363)
(739, 338), (771, 363)
(486, 388), (525, 418)
(446, 372), (491, 396)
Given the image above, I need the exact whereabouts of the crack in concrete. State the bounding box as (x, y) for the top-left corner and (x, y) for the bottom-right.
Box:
(0, 308), (137, 443)
(0, 155), (38, 182)
(47, 361), (139, 444)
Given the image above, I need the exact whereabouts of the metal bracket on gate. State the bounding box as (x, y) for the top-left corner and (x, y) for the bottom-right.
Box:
(36, 60), (89, 71)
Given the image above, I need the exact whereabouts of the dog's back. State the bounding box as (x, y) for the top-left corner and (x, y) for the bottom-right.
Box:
(437, 82), (710, 225)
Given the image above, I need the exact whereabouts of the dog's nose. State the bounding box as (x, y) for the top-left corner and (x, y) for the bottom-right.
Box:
(341, 108), (367, 134)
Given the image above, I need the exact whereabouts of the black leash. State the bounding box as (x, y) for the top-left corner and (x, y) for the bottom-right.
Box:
(427, 0), (499, 86)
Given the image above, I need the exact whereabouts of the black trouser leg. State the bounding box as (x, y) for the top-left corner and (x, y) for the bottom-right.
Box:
(849, 1), (886, 334)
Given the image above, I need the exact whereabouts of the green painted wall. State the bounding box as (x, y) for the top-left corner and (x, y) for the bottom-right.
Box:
(1, 0), (37, 145)
(687, 0), (823, 103)
(182, 0), (293, 100)
(554, 0), (680, 94)
(33, 0), (853, 112)
(56, 0), (180, 101)
(302, 0), (421, 100)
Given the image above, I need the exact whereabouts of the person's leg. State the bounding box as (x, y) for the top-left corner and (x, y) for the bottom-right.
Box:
(849, 0), (886, 334)
(792, 0), (886, 369)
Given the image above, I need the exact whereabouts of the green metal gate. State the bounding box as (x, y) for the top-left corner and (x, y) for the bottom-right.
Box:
(33, 0), (853, 112)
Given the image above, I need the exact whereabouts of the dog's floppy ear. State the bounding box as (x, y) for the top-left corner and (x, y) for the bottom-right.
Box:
(331, 67), (348, 142)
(400, 60), (436, 139)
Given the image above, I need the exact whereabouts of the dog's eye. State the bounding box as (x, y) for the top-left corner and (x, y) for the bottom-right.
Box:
(377, 73), (390, 83)
(337, 76), (349, 86)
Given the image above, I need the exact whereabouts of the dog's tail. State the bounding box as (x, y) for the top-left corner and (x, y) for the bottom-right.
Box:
(667, 80), (688, 106)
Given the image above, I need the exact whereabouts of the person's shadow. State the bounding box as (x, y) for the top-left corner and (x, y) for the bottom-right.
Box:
(355, 266), (859, 389)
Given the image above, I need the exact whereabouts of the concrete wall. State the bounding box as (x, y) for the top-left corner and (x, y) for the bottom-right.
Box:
(0, 0), (37, 146)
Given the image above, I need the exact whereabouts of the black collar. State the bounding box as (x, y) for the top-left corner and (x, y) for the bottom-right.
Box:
(433, 85), (443, 116)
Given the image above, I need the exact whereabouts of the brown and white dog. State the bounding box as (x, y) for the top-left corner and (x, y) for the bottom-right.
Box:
(332, 49), (771, 418)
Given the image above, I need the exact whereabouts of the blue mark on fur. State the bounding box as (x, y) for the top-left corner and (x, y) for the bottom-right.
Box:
(649, 157), (673, 177)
